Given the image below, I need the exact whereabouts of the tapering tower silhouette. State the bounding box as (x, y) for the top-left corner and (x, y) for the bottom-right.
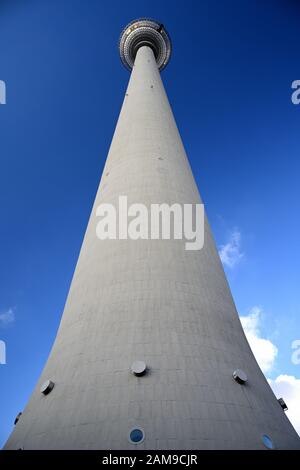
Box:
(4, 18), (300, 450)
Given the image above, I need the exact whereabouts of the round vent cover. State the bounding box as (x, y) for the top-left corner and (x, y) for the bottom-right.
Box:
(14, 412), (22, 425)
(131, 361), (147, 376)
(233, 369), (247, 384)
(40, 379), (55, 395)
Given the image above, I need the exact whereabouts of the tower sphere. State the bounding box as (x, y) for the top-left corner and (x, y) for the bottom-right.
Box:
(119, 18), (171, 71)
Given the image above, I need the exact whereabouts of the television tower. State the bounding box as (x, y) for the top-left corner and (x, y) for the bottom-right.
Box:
(4, 19), (300, 450)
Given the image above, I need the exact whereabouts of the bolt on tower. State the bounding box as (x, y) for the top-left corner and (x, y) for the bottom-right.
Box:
(4, 19), (300, 450)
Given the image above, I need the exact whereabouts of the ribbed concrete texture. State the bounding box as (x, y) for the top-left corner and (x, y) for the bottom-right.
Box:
(4, 45), (300, 450)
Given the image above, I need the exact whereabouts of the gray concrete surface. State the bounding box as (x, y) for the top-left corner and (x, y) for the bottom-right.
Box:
(4, 45), (300, 450)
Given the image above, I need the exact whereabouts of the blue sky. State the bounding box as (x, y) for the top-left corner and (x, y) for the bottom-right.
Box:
(0, 0), (300, 446)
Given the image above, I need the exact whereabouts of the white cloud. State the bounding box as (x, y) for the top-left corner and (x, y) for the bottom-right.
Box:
(0, 308), (15, 327)
(240, 307), (300, 436)
(240, 306), (278, 374)
(268, 375), (300, 435)
(219, 229), (244, 268)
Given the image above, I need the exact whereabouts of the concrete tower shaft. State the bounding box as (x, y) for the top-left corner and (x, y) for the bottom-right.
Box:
(3, 21), (300, 450)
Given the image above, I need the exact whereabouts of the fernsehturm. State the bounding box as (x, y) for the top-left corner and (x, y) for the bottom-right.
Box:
(4, 19), (300, 450)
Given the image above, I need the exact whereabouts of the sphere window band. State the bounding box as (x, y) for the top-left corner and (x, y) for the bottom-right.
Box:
(119, 18), (172, 71)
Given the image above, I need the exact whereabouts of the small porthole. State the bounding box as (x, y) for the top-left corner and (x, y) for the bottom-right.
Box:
(262, 434), (275, 450)
(128, 427), (145, 444)
(40, 379), (55, 395)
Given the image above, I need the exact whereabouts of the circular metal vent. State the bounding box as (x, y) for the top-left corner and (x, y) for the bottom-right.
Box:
(40, 379), (55, 395)
(131, 360), (147, 376)
(233, 369), (247, 384)
(14, 412), (22, 425)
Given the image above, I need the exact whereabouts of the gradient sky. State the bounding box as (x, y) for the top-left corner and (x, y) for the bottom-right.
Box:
(0, 0), (300, 447)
